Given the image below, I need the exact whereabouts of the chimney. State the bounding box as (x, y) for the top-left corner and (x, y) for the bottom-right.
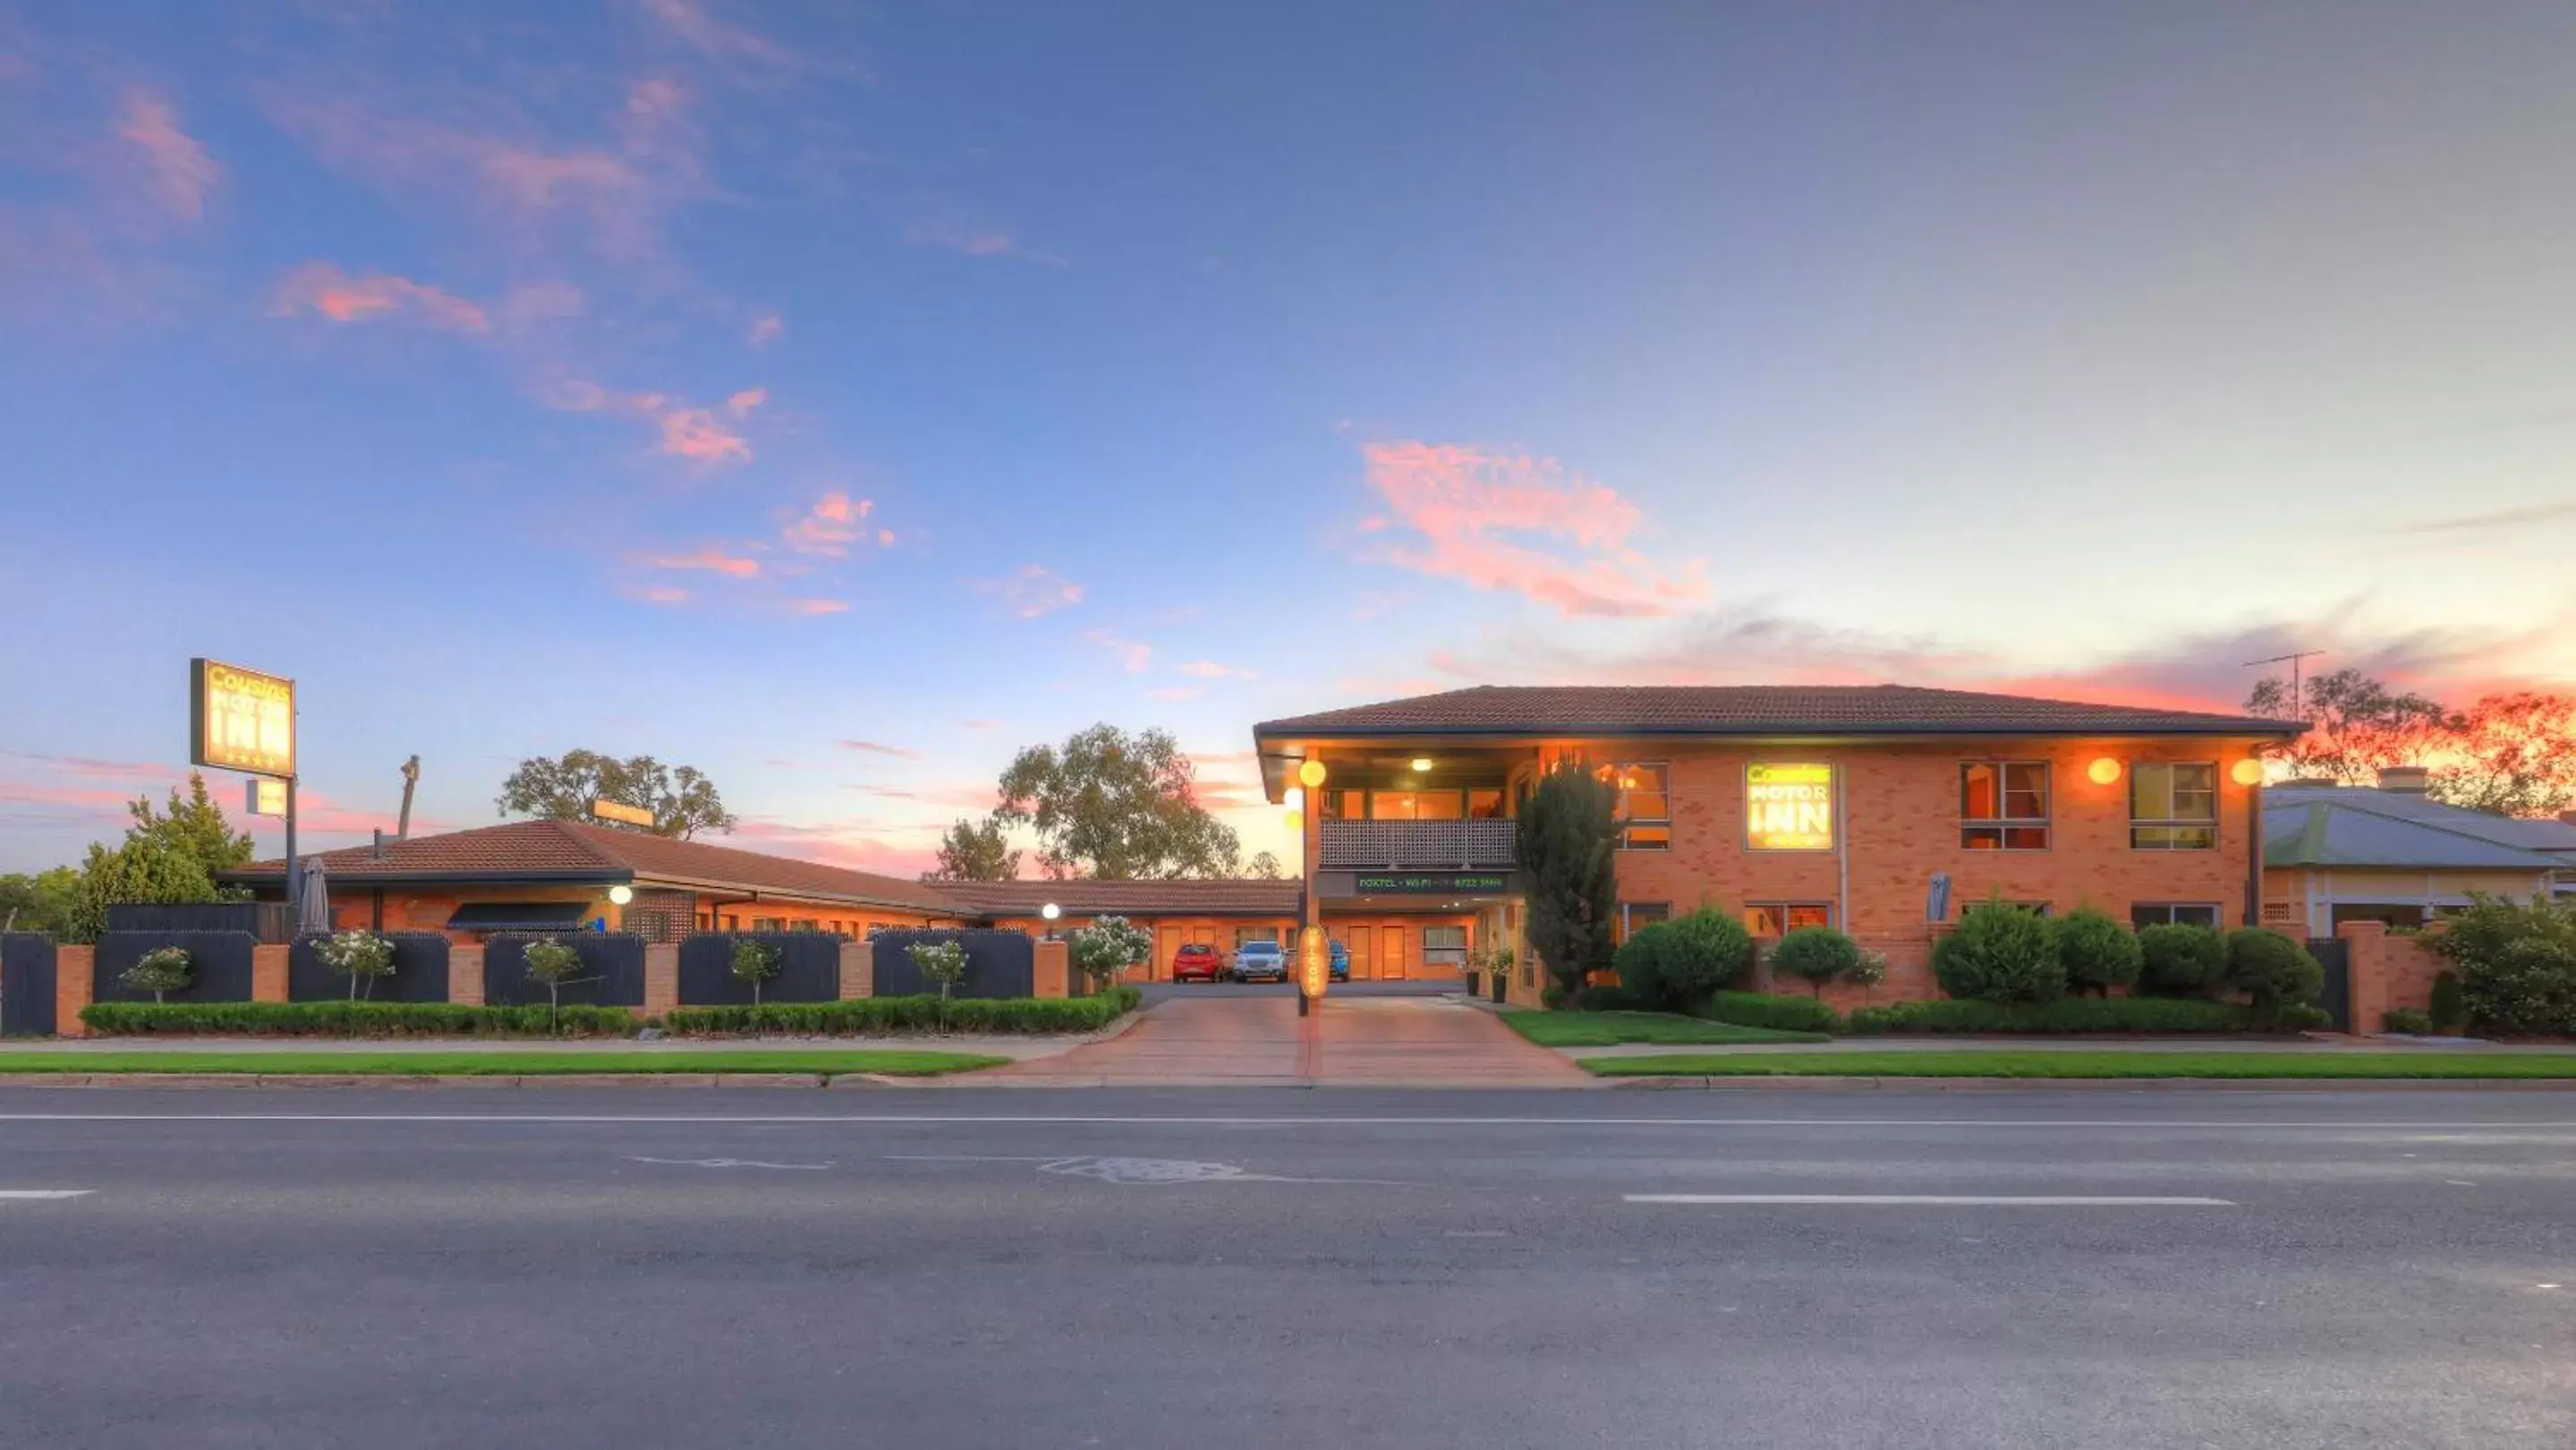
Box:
(2376, 765), (2431, 795)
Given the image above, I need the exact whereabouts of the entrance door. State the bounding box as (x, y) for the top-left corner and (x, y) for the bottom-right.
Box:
(1155, 925), (1181, 982)
(1345, 927), (1372, 980)
(1380, 925), (1408, 981)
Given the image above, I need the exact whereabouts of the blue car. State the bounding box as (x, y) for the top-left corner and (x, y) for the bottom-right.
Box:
(1329, 939), (1350, 982)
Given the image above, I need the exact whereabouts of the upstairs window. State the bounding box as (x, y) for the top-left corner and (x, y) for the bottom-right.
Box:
(1610, 763), (1671, 850)
(2131, 763), (2218, 849)
(1960, 763), (2050, 849)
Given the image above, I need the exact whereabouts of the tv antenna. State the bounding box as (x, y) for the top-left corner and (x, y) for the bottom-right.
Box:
(2244, 650), (2323, 719)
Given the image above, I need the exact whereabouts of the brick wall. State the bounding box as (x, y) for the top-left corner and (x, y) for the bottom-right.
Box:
(2342, 920), (2450, 1033)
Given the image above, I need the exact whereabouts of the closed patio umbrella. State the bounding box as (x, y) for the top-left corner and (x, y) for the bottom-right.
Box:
(297, 859), (330, 937)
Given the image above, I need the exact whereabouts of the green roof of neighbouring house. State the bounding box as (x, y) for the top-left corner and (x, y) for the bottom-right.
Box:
(2263, 788), (2572, 871)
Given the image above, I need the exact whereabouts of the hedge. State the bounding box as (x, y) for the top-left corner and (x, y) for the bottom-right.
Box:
(1696, 991), (1842, 1035)
(665, 988), (1143, 1037)
(1842, 997), (2262, 1036)
(2381, 1008), (2435, 1035)
(79, 1001), (641, 1037)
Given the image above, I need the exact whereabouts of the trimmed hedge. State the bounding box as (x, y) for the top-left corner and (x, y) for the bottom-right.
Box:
(1696, 991), (1842, 1035)
(2381, 1008), (2435, 1035)
(1932, 904), (2065, 1003)
(79, 1001), (640, 1037)
(2138, 924), (2230, 996)
(665, 988), (1143, 1037)
(1572, 984), (1652, 1012)
(1843, 997), (2259, 1036)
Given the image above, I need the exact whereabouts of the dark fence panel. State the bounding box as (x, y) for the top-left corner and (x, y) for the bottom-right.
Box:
(2308, 938), (2352, 1032)
(106, 902), (296, 943)
(677, 933), (843, 1006)
(870, 928), (1035, 1000)
(93, 931), (258, 1003)
(287, 933), (452, 1002)
(481, 934), (646, 1008)
(2, 933), (56, 1036)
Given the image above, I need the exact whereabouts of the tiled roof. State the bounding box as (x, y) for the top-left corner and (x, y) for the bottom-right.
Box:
(229, 819), (962, 913)
(934, 878), (1304, 917)
(1255, 685), (2304, 738)
(2263, 787), (2576, 870)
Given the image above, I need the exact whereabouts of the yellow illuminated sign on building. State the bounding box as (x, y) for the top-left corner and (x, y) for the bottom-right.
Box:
(191, 659), (295, 779)
(248, 778), (288, 818)
(1747, 763), (1834, 850)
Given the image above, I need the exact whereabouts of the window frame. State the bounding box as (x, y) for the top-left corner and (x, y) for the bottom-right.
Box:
(1959, 760), (2053, 851)
(1608, 762), (1672, 851)
(2130, 902), (2222, 930)
(2130, 761), (2220, 850)
(1742, 901), (1835, 936)
(1616, 900), (1672, 942)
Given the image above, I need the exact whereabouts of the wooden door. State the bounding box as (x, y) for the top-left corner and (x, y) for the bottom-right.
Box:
(1345, 927), (1371, 979)
(1381, 925), (1408, 980)
(1155, 925), (1182, 982)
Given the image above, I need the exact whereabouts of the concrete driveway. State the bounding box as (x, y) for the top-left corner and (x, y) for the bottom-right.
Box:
(978, 992), (1591, 1088)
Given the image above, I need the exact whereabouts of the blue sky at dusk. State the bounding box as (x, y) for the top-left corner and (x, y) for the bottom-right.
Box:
(4, 0), (2572, 876)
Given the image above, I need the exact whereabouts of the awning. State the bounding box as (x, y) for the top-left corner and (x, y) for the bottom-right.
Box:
(444, 902), (598, 932)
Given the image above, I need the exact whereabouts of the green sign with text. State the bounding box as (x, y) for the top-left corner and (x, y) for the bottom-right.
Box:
(1352, 872), (1511, 895)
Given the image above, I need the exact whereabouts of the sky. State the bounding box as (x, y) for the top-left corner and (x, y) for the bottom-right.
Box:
(4, 0), (2573, 878)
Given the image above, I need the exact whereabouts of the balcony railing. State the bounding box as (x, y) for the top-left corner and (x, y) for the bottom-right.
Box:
(1319, 819), (1518, 869)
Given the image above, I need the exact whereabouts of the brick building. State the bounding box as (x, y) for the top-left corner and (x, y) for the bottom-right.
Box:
(1253, 684), (2303, 1009)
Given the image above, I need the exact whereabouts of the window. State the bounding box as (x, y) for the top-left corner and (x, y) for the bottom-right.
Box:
(1421, 925), (1468, 968)
(1371, 789), (1463, 821)
(1960, 762), (2050, 849)
(1616, 901), (1671, 942)
(1467, 788), (1505, 819)
(2131, 903), (2221, 930)
(1610, 763), (1671, 850)
(2131, 763), (2217, 849)
(752, 916), (786, 932)
(1234, 927), (1280, 948)
(721, 914), (741, 931)
(1743, 902), (1833, 936)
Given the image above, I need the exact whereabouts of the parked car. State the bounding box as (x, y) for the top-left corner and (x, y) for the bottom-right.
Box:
(1171, 942), (1223, 983)
(1330, 939), (1350, 983)
(1230, 940), (1289, 983)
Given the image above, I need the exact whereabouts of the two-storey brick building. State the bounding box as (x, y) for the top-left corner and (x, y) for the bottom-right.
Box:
(1254, 685), (2302, 1009)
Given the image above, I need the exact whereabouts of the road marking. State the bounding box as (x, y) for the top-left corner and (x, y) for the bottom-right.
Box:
(623, 1156), (829, 1171)
(1, 1113), (2572, 1130)
(0, 1190), (94, 1199)
(1624, 1193), (2234, 1207)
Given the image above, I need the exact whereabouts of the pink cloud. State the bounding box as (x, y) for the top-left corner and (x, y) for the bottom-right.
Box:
(747, 313), (783, 345)
(786, 596), (848, 616)
(641, 0), (801, 69)
(839, 739), (922, 759)
(1083, 627), (1152, 673)
(727, 388), (765, 416)
(271, 262), (492, 333)
(647, 547), (761, 578)
(631, 584), (692, 605)
(973, 564), (1084, 618)
(114, 91), (220, 223)
(540, 378), (754, 465)
(904, 217), (1067, 267)
(783, 490), (873, 555)
(726, 817), (937, 878)
(875, 528), (897, 547)
(1178, 660), (1256, 679)
(656, 406), (751, 462)
(1356, 440), (1708, 618)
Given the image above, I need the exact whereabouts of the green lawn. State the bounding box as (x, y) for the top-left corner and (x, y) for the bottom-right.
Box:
(1584, 1051), (2576, 1079)
(1502, 1010), (1831, 1047)
(0, 1050), (1007, 1078)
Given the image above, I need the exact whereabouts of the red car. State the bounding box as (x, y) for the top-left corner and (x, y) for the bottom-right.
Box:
(1170, 943), (1223, 983)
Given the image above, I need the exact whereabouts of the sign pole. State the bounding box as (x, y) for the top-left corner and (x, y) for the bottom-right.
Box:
(284, 774), (299, 921)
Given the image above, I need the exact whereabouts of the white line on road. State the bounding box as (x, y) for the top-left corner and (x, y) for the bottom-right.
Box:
(0, 1113), (2568, 1130)
(0, 1190), (94, 1199)
(1625, 1194), (2236, 1207)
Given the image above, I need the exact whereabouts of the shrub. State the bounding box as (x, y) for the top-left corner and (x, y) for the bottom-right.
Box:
(1696, 990), (1841, 1035)
(1843, 997), (2257, 1035)
(1612, 921), (1679, 1007)
(2053, 908), (2144, 997)
(2381, 1008), (2435, 1035)
(2428, 970), (2465, 1034)
(1660, 908), (1755, 1003)
(664, 988), (1142, 1037)
(2432, 896), (2576, 1036)
(121, 945), (193, 1003)
(518, 939), (586, 1012)
(315, 930), (397, 1000)
(729, 939), (782, 1005)
(1069, 916), (1153, 994)
(1931, 901), (2064, 1003)
(2224, 929), (2325, 1010)
(2137, 924), (2229, 997)
(80, 1001), (639, 1037)
(1769, 926), (1862, 999)
(1573, 984), (1653, 1012)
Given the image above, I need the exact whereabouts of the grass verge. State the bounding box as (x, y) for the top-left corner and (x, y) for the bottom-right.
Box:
(1502, 1010), (1829, 1047)
(0, 1051), (1007, 1078)
(1582, 1051), (2576, 1079)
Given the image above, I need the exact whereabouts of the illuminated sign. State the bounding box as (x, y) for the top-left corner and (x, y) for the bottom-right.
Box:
(1747, 763), (1834, 850)
(191, 659), (295, 779)
(1352, 873), (1511, 894)
(1297, 925), (1331, 999)
(589, 798), (658, 828)
(247, 778), (288, 818)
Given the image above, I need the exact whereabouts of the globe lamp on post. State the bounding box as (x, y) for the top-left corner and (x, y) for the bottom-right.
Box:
(1041, 900), (1061, 942)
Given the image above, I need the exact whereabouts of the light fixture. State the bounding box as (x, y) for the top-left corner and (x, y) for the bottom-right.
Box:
(2231, 758), (2266, 786)
(1283, 808), (1304, 831)
(1041, 902), (1061, 922)
(1284, 787), (1305, 812)
(1410, 757), (1433, 772)
(2086, 757), (2122, 786)
(607, 884), (634, 906)
(1297, 759), (1328, 789)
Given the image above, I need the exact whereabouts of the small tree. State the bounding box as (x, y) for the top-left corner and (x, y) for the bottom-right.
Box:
(1932, 899), (2065, 1003)
(121, 945), (192, 1003)
(1771, 925), (1862, 1000)
(519, 939), (587, 1021)
(1518, 763), (1619, 1004)
(1612, 920), (1677, 1008)
(1069, 916), (1152, 994)
(1846, 948), (1887, 1002)
(2053, 908), (2144, 998)
(1660, 908), (1754, 1007)
(907, 939), (971, 1032)
(316, 929), (397, 1001)
(2137, 923), (2230, 997)
(2223, 929), (2325, 1013)
(730, 938), (782, 1005)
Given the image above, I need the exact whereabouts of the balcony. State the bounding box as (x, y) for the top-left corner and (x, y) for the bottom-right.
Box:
(1319, 819), (1518, 870)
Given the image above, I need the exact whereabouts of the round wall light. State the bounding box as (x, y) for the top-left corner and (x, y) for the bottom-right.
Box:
(2086, 757), (2122, 786)
(607, 884), (634, 906)
(1283, 808), (1304, 831)
(2231, 758), (2266, 786)
(1041, 901), (1061, 922)
(1410, 757), (1434, 772)
(1297, 759), (1328, 789)
(1284, 787), (1305, 812)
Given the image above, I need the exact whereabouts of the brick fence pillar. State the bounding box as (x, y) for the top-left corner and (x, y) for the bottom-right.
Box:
(55, 945), (94, 1038)
(2339, 919), (2391, 1035)
(1033, 939), (1070, 1000)
(644, 944), (679, 1016)
(449, 944), (485, 1007)
(838, 941), (871, 1000)
(252, 943), (290, 1003)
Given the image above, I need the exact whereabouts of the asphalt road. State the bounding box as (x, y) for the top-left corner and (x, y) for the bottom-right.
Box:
(3, 1088), (2572, 1449)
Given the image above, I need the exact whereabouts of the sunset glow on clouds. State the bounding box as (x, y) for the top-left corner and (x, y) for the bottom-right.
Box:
(272, 263), (491, 333)
(112, 92), (222, 223)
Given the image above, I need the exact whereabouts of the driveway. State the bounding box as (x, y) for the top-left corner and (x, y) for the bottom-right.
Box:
(978, 992), (1591, 1088)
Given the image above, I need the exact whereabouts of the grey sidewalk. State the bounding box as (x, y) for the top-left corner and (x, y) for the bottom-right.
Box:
(1560, 1034), (2549, 1060)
